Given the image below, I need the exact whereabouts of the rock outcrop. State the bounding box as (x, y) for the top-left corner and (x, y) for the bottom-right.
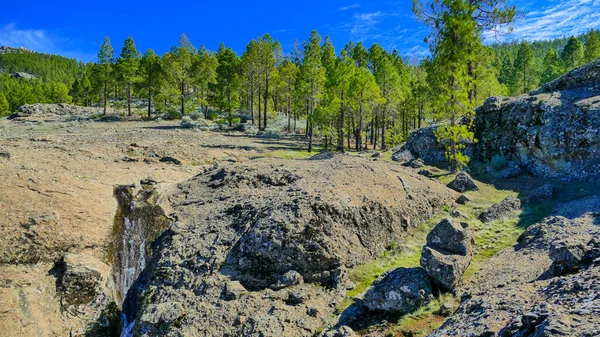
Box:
(420, 219), (475, 291)
(430, 196), (600, 336)
(475, 60), (600, 182)
(478, 196), (521, 223)
(129, 155), (455, 336)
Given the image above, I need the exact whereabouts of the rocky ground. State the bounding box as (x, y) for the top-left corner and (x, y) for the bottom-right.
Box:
(2, 60), (600, 337)
(0, 117), (316, 336)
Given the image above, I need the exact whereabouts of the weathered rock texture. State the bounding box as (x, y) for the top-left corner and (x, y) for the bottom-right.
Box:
(420, 219), (474, 291)
(362, 267), (433, 314)
(131, 155), (455, 336)
(478, 196), (521, 223)
(430, 196), (600, 336)
(475, 60), (600, 182)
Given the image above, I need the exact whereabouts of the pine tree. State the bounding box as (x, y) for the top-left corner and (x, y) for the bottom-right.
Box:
(414, 0), (480, 170)
(300, 31), (326, 153)
(541, 49), (562, 84)
(163, 34), (196, 117)
(584, 31), (600, 63)
(277, 60), (298, 132)
(118, 36), (141, 116)
(349, 66), (382, 151)
(241, 40), (261, 124)
(193, 46), (218, 119)
(514, 41), (538, 94)
(561, 36), (584, 70)
(140, 49), (162, 118)
(96, 37), (115, 115)
(210, 43), (241, 126)
(256, 34), (282, 130)
(0, 92), (10, 116)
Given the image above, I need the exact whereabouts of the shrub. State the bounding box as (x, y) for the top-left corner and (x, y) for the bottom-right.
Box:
(489, 155), (508, 172)
(162, 110), (182, 120)
(189, 111), (203, 121)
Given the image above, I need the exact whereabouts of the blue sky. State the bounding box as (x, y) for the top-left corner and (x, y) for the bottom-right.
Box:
(0, 0), (599, 62)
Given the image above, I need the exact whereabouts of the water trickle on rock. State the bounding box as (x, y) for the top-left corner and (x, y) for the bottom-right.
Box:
(111, 184), (171, 337)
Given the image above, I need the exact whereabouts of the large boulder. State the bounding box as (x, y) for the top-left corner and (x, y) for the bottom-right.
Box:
(420, 219), (475, 291)
(426, 219), (474, 256)
(420, 247), (472, 292)
(392, 125), (446, 165)
(474, 60), (600, 182)
(361, 267), (433, 314)
(447, 172), (479, 193)
(478, 196), (521, 223)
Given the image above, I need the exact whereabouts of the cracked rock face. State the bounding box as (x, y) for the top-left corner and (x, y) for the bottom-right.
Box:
(474, 60), (600, 182)
(131, 155), (455, 336)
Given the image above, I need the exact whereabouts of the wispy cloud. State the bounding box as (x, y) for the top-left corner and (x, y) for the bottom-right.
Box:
(340, 3), (360, 11)
(0, 23), (53, 51)
(486, 0), (600, 42)
(0, 23), (95, 61)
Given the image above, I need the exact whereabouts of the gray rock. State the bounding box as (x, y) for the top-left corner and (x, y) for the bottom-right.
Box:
(456, 195), (471, 205)
(527, 184), (557, 203)
(418, 169), (432, 177)
(224, 281), (247, 300)
(324, 326), (358, 337)
(478, 196), (521, 223)
(160, 156), (182, 165)
(447, 172), (479, 193)
(402, 158), (424, 169)
(474, 60), (600, 182)
(361, 267), (432, 314)
(429, 196), (600, 337)
(420, 219), (474, 291)
(391, 149), (414, 162)
(426, 218), (475, 256)
(493, 162), (523, 179)
(420, 246), (472, 292)
(271, 270), (304, 290)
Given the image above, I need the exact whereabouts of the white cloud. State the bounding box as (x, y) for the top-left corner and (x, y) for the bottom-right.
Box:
(340, 3), (361, 11)
(0, 23), (54, 51)
(485, 0), (600, 42)
(0, 23), (95, 61)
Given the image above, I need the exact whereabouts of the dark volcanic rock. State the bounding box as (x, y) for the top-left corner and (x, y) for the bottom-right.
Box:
(159, 156), (181, 165)
(456, 195), (471, 205)
(527, 184), (558, 203)
(429, 196), (600, 337)
(474, 60), (600, 182)
(133, 156), (455, 336)
(447, 172), (479, 193)
(392, 125), (446, 165)
(478, 196), (521, 223)
(361, 267), (432, 314)
(402, 158), (424, 169)
(420, 219), (474, 291)
(426, 219), (474, 256)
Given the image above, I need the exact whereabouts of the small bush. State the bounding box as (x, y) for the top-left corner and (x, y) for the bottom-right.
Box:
(489, 155), (508, 172)
(230, 117), (241, 124)
(189, 112), (202, 121)
(162, 111), (182, 120)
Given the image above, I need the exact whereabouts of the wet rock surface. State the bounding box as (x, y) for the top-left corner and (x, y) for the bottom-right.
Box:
(430, 196), (600, 336)
(130, 156), (454, 336)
